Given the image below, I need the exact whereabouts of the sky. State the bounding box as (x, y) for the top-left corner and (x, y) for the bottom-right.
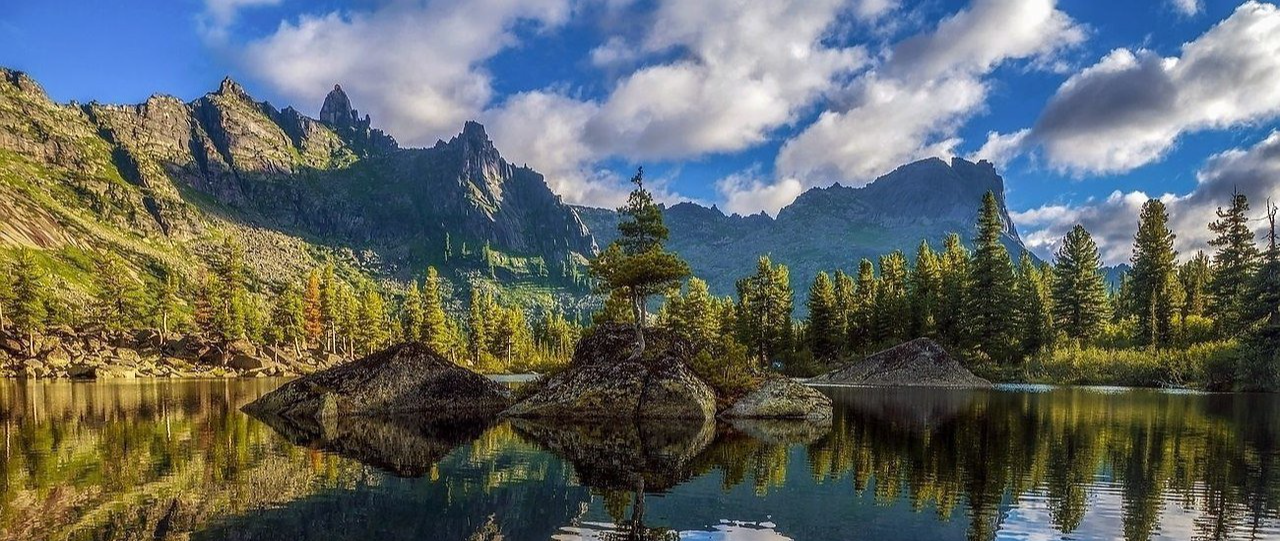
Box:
(3, 0), (1280, 264)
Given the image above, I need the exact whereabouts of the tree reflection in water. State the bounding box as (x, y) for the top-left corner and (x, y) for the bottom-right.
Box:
(2, 381), (1278, 540)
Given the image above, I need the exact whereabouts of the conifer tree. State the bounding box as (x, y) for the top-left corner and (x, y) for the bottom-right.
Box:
(937, 233), (971, 348)
(735, 256), (793, 367)
(468, 285), (494, 365)
(1178, 251), (1212, 319)
(153, 272), (183, 340)
(909, 241), (942, 338)
(303, 269), (323, 347)
(1051, 225), (1109, 343)
(9, 249), (47, 354)
(210, 237), (249, 340)
(1207, 190), (1260, 334)
(847, 259), (877, 353)
(356, 288), (388, 355)
(0, 254), (14, 334)
(874, 251), (910, 345)
(589, 168), (690, 352)
(401, 281), (424, 342)
(92, 252), (144, 330)
(967, 192), (1017, 363)
(420, 267), (451, 352)
(1240, 201), (1280, 390)
(832, 270), (854, 343)
(269, 284), (307, 355)
(319, 263), (340, 352)
(193, 273), (216, 337)
(1015, 252), (1054, 357)
(806, 272), (841, 364)
(593, 288), (636, 326)
(666, 277), (717, 346)
(1130, 199), (1181, 346)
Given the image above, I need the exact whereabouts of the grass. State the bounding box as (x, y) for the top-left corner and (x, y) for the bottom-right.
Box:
(1024, 341), (1239, 390)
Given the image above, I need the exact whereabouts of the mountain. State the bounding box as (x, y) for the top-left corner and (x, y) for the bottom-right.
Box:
(577, 157), (1029, 300)
(0, 68), (595, 309)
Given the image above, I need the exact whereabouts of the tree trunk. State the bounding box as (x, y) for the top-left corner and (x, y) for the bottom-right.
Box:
(630, 293), (645, 357)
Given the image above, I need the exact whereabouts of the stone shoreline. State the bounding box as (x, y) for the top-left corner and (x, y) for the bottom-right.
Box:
(0, 327), (349, 379)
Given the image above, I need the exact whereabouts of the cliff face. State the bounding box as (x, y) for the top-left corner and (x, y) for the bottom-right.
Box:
(578, 157), (1029, 302)
(0, 68), (594, 298)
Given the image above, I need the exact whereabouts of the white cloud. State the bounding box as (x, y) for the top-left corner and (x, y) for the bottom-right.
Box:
(199, 0), (282, 41)
(237, 0), (573, 147)
(716, 173), (805, 217)
(487, 0), (866, 206)
(1170, 0), (1202, 16)
(766, 0), (1084, 211)
(852, 0), (899, 21)
(970, 128), (1030, 164)
(1029, 1), (1280, 174)
(1014, 131), (1280, 264)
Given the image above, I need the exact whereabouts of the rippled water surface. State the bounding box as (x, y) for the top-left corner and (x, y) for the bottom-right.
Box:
(2, 379), (1278, 540)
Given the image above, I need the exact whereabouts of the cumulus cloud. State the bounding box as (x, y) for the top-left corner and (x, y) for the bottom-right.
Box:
(970, 128), (1030, 164)
(1014, 131), (1280, 264)
(1028, 1), (1280, 174)
(237, 0), (572, 147)
(715, 173), (805, 217)
(488, 0), (866, 206)
(764, 0), (1084, 210)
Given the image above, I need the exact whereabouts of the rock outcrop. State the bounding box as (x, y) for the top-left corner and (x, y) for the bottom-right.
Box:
(810, 338), (993, 388)
(243, 342), (512, 420)
(503, 325), (717, 421)
(720, 377), (833, 420)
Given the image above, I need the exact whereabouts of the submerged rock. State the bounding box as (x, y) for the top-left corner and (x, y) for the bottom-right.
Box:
(503, 324), (717, 421)
(243, 342), (512, 420)
(810, 338), (992, 388)
(721, 377), (833, 420)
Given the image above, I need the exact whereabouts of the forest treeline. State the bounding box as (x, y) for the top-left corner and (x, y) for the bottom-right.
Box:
(1, 178), (1278, 389)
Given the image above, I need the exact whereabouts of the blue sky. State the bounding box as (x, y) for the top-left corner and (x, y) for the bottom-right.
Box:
(3, 0), (1280, 263)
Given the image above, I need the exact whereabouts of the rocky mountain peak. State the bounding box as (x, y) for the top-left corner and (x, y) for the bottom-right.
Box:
(215, 77), (250, 99)
(0, 68), (46, 98)
(320, 83), (359, 127)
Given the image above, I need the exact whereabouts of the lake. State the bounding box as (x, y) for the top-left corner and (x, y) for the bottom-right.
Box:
(1, 380), (1278, 541)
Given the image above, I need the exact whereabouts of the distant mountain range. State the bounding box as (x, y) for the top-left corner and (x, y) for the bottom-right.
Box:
(577, 157), (1030, 298)
(0, 67), (1036, 312)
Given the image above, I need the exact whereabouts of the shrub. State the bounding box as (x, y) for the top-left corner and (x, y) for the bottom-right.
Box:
(1028, 340), (1239, 389)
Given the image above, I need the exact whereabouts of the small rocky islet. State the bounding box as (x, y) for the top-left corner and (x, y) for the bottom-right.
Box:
(244, 323), (833, 424)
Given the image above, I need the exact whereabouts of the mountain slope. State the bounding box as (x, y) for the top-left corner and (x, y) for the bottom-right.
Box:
(577, 157), (1029, 299)
(0, 68), (595, 309)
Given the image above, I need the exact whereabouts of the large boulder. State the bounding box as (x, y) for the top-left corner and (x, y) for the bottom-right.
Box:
(242, 342), (512, 420)
(721, 377), (833, 420)
(503, 325), (716, 421)
(810, 338), (992, 388)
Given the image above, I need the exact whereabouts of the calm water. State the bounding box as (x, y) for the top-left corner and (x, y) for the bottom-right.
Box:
(1, 380), (1278, 541)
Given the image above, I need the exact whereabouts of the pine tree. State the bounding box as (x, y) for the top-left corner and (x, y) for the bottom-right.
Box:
(1207, 190), (1260, 335)
(303, 269), (323, 348)
(92, 251), (144, 331)
(1178, 251), (1212, 319)
(420, 267), (451, 353)
(269, 284), (307, 355)
(832, 270), (854, 344)
(1051, 225), (1109, 343)
(873, 251), (910, 346)
(735, 256), (793, 367)
(210, 237), (249, 340)
(1240, 201), (1280, 390)
(9, 249), (47, 354)
(1015, 252), (1054, 357)
(1130, 199), (1181, 347)
(847, 259), (877, 353)
(401, 281), (424, 342)
(0, 253), (13, 334)
(909, 241), (942, 338)
(468, 285), (494, 366)
(356, 288), (389, 355)
(153, 272), (183, 340)
(937, 233), (971, 349)
(319, 263), (340, 352)
(666, 277), (717, 346)
(589, 168), (690, 352)
(593, 288), (636, 326)
(806, 272), (841, 365)
(967, 192), (1017, 363)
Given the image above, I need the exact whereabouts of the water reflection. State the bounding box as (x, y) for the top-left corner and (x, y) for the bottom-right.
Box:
(1, 380), (1278, 540)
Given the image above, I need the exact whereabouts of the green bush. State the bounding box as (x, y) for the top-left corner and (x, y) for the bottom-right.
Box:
(1028, 341), (1239, 389)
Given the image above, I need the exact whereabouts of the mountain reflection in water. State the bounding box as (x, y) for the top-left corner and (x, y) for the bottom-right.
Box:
(1, 380), (1278, 540)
